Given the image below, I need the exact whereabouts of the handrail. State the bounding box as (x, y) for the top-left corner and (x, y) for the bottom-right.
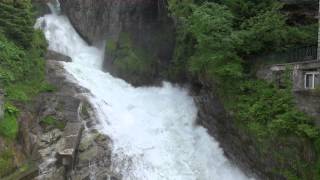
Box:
(256, 45), (318, 64)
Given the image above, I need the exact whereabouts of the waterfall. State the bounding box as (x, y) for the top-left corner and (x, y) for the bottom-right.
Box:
(47, 0), (61, 15)
(35, 5), (254, 180)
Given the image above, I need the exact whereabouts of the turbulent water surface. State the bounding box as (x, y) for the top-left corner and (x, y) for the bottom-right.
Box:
(36, 10), (253, 180)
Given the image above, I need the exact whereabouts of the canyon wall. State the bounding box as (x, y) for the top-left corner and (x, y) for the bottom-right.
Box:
(59, 0), (175, 85)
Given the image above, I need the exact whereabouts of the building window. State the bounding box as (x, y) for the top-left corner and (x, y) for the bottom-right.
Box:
(304, 72), (320, 89)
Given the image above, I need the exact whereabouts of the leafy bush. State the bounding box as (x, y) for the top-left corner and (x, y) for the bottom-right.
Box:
(0, 1), (47, 102)
(0, 1), (48, 177)
(188, 3), (243, 80)
(0, 148), (15, 177)
(0, 0), (35, 48)
(234, 80), (318, 139)
(0, 103), (19, 139)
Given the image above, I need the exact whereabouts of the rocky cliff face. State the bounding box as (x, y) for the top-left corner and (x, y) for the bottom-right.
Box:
(191, 82), (316, 180)
(59, 0), (175, 85)
(0, 51), (119, 180)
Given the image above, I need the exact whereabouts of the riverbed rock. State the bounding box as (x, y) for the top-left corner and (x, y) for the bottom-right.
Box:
(69, 129), (115, 180)
(30, 60), (117, 179)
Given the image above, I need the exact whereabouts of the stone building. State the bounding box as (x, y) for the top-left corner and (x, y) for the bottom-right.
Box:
(257, 50), (320, 125)
(266, 60), (320, 91)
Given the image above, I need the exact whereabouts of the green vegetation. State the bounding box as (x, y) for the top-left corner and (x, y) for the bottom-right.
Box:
(2, 161), (37, 180)
(0, 103), (19, 139)
(0, 148), (15, 177)
(40, 116), (65, 130)
(168, 0), (320, 179)
(0, 1), (48, 177)
(0, 0), (48, 102)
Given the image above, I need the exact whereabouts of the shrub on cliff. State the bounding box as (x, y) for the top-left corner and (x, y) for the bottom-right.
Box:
(0, 1), (48, 177)
(188, 3), (243, 80)
(0, 0), (35, 48)
(0, 103), (19, 139)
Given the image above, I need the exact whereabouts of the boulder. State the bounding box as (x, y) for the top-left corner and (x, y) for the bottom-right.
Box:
(57, 122), (84, 168)
(45, 50), (72, 62)
(69, 130), (115, 180)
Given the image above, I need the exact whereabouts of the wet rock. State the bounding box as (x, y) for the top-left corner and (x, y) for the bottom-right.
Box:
(38, 166), (65, 180)
(70, 130), (114, 180)
(57, 122), (84, 168)
(45, 50), (72, 62)
(18, 112), (39, 157)
(39, 129), (62, 147)
(32, 0), (51, 17)
(78, 132), (97, 152)
(78, 144), (99, 164)
(31, 49), (118, 179)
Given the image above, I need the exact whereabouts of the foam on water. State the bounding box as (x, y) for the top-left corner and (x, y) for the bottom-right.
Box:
(35, 12), (253, 180)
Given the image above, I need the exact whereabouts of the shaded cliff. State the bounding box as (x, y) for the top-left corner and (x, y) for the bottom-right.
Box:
(191, 81), (317, 180)
(59, 0), (175, 86)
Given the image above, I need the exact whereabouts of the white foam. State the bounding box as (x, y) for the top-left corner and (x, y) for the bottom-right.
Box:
(36, 13), (253, 180)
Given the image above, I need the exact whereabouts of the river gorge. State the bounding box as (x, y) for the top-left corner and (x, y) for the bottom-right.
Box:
(34, 2), (253, 179)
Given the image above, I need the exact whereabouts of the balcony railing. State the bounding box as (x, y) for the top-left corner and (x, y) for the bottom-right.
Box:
(256, 45), (318, 64)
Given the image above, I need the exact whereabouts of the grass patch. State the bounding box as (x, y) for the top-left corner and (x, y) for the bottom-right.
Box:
(40, 116), (65, 130)
(1, 160), (38, 180)
(39, 82), (57, 93)
(0, 103), (19, 139)
(0, 114), (18, 140)
(0, 148), (15, 178)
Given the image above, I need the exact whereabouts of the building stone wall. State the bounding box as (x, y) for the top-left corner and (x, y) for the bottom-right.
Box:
(257, 60), (320, 126)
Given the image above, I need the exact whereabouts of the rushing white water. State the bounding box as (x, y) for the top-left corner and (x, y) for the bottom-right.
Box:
(35, 12), (253, 180)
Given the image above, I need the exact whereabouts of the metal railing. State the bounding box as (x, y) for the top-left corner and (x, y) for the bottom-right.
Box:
(257, 45), (318, 64)
(288, 45), (317, 62)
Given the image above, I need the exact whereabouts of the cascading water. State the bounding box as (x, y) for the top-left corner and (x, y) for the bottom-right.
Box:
(35, 4), (254, 180)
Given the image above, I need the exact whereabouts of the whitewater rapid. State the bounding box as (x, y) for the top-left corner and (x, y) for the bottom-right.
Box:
(36, 12), (252, 180)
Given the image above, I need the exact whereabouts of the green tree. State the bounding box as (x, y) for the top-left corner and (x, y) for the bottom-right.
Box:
(0, 0), (35, 48)
(188, 3), (242, 80)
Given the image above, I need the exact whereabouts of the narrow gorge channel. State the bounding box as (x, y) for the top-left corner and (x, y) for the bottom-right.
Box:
(36, 3), (253, 180)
